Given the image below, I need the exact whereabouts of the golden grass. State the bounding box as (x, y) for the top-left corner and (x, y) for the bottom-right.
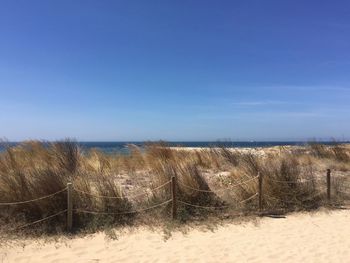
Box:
(0, 140), (349, 234)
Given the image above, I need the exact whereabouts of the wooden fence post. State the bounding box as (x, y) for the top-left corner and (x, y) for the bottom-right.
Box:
(67, 182), (73, 232)
(258, 172), (263, 212)
(327, 169), (331, 202)
(171, 176), (177, 219)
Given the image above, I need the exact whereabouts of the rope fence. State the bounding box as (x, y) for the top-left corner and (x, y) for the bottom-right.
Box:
(73, 180), (171, 199)
(177, 175), (259, 193)
(240, 192), (259, 203)
(270, 178), (315, 184)
(335, 190), (350, 195)
(228, 175), (259, 188)
(178, 200), (231, 209)
(0, 187), (67, 206)
(177, 181), (216, 193)
(1, 169), (349, 232)
(177, 192), (258, 210)
(75, 199), (172, 215)
(13, 209), (68, 230)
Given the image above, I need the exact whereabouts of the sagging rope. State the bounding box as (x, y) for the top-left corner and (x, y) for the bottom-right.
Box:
(177, 200), (230, 209)
(270, 178), (315, 184)
(265, 195), (299, 204)
(336, 190), (350, 195)
(227, 175), (259, 188)
(75, 199), (172, 215)
(177, 181), (215, 193)
(265, 192), (322, 204)
(178, 192), (258, 209)
(0, 187), (68, 206)
(239, 192), (258, 203)
(74, 180), (171, 199)
(340, 184), (350, 190)
(178, 175), (259, 193)
(13, 209), (68, 230)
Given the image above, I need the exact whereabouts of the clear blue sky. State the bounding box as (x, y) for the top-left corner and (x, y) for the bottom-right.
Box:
(1, 1), (350, 141)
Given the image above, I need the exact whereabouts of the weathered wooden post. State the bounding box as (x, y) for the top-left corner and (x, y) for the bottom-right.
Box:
(327, 169), (331, 202)
(171, 176), (177, 219)
(67, 182), (73, 232)
(258, 172), (263, 212)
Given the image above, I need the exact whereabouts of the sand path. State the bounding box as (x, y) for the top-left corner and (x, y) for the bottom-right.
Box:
(1, 210), (349, 263)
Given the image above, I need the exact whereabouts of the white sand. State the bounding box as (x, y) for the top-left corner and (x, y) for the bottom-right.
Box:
(1, 210), (349, 263)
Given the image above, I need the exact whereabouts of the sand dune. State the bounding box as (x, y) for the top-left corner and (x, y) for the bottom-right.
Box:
(1, 210), (349, 263)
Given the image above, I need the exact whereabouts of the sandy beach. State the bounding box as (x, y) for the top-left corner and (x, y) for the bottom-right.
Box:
(1, 209), (349, 263)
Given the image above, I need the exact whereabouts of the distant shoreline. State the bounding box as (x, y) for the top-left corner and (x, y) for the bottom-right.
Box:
(1, 141), (349, 154)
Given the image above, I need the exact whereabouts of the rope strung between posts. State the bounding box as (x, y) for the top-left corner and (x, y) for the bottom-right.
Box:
(340, 185), (350, 190)
(227, 175), (259, 188)
(239, 192), (258, 203)
(270, 178), (315, 184)
(0, 187), (68, 206)
(265, 192), (322, 204)
(75, 199), (172, 215)
(177, 181), (215, 193)
(264, 196), (318, 209)
(178, 175), (259, 193)
(74, 188), (144, 199)
(265, 194), (299, 204)
(302, 192), (324, 201)
(73, 180), (171, 199)
(336, 190), (349, 195)
(13, 209), (68, 230)
(178, 192), (258, 209)
(177, 200), (230, 209)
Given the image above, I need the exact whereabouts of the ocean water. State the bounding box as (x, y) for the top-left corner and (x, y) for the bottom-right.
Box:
(1, 141), (343, 154)
(79, 141), (309, 153)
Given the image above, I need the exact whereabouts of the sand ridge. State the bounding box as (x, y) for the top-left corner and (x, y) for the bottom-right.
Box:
(1, 209), (349, 262)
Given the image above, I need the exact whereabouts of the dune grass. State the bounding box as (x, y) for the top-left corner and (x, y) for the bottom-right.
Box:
(0, 140), (349, 234)
(0, 140), (133, 233)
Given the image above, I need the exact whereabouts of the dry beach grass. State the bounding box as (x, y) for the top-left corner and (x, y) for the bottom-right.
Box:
(0, 140), (349, 235)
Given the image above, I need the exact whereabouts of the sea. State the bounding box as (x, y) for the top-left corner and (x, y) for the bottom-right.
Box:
(0, 141), (346, 154)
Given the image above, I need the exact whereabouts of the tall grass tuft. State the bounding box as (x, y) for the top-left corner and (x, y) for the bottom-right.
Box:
(144, 144), (225, 220)
(0, 140), (133, 233)
(309, 142), (350, 162)
(226, 153), (321, 211)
